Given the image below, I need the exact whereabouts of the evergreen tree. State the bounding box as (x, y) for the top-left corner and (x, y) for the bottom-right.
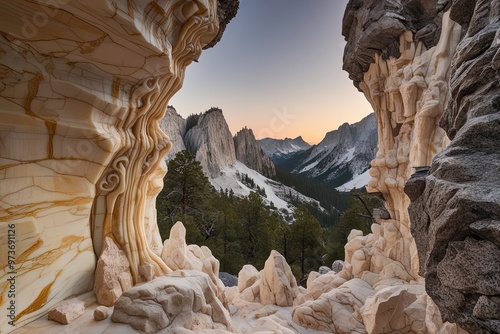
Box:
(156, 150), (214, 242)
(289, 204), (324, 279)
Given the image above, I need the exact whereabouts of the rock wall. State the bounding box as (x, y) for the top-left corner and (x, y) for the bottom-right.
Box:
(316, 0), (474, 332)
(233, 127), (276, 178)
(0, 0), (237, 331)
(184, 108), (237, 178)
(406, 1), (500, 333)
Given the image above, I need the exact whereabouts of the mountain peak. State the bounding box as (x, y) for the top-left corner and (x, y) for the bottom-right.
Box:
(234, 128), (276, 178)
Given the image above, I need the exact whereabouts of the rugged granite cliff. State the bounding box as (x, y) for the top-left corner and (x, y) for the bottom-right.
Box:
(233, 127), (276, 178)
(406, 1), (500, 333)
(184, 108), (237, 178)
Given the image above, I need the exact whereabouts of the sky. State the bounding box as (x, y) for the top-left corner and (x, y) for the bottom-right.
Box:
(169, 0), (373, 145)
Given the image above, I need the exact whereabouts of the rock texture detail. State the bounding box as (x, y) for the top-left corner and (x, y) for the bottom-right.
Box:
(111, 270), (232, 333)
(159, 106), (187, 160)
(47, 298), (86, 325)
(234, 127), (276, 178)
(0, 0), (236, 331)
(406, 1), (500, 332)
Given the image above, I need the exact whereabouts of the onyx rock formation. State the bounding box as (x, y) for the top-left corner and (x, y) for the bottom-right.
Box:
(233, 127), (276, 178)
(406, 1), (500, 333)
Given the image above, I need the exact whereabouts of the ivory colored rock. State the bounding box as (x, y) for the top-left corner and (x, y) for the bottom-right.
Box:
(162, 222), (226, 306)
(48, 299), (85, 325)
(361, 283), (427, 334)
(94, 237), (133, 306)
(260, 250), (299, 307)
(111, 270), (232, 333)
(293, 278), (374, 333)
(0, 0), (235, 331)
(237, 264), (260, 292)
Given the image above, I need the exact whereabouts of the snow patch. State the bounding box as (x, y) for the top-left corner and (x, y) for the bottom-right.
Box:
(335, 169), (371, 191)
(210, 161), (325, 213)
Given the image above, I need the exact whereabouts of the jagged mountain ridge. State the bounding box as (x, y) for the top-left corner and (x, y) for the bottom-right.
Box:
(259, 136), (311, 164)
(267, 113), (377, 188)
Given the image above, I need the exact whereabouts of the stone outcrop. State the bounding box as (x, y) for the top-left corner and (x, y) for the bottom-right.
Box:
(233, 127), (276, 178)
(0, 0), (237, 331)
(342, 0), (449, 89)
(184, 108), (237, 178)
(405, 1), (500, 333)
(111, 270), (232, 333)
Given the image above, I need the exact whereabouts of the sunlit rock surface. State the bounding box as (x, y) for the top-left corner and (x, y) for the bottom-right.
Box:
(0, 0), (233, 331)
(406, 1), (500, 332)
(184, 108), (237, 178)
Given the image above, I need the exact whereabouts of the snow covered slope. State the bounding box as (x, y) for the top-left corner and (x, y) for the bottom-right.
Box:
(211, 161), (323, 214)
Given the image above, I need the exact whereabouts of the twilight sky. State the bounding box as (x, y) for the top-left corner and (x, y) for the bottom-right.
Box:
(170, 0), (373, 144)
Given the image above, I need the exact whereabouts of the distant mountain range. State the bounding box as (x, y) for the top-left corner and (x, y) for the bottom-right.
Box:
(159, 106), (323, 215)
(258, 113), (377, 189)
(160, 106), (377, 209)
(259, 136), (312, 165)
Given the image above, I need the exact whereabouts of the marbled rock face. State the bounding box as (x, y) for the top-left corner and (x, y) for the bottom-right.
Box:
(184, 108), (237, 178)
(0, 0), (236, 331)
(233, 127), (276, 178)
(406, 1), (500, 332)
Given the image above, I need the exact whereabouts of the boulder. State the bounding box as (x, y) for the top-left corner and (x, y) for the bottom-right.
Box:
(93, 306), (110, 321)
(111, 270), (232, 333)
(259, 250), (299, 307)
(293, 278), (374, 333)
(48, 298), (85, 325)
(94, 237), (133, 306)
(237, 265), (260, 293)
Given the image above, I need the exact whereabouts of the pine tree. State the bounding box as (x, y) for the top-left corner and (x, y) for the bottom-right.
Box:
(289, 204), (324, 279)
(156, 150), (214, 241)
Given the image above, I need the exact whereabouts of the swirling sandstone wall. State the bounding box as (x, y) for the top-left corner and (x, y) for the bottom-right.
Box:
(0, 0), (234, 331)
